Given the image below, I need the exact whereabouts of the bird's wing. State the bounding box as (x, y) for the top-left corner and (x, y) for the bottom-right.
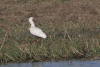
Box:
(30, 27), (46, 38)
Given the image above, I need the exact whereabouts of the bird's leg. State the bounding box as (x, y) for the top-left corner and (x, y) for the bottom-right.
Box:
(37, 38), (41, 43)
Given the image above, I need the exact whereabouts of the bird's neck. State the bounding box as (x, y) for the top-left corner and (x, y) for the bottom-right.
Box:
(31, 24), (35, 27)
(30, 21), (35, 27)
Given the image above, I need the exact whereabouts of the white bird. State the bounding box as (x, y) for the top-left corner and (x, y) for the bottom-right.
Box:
(29, 17), (47, 43)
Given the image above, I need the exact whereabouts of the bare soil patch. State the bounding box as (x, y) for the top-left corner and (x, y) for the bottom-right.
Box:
(0, 0), (100, 25)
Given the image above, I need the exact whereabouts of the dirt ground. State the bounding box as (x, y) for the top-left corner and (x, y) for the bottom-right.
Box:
(0, 0), (100, 26)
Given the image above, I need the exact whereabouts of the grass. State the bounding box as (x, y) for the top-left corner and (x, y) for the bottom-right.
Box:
(0, 21), (100, 63)
(0, 0), (100, 63)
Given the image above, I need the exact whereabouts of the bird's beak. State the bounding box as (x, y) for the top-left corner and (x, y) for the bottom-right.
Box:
(34, 20), (42, 26)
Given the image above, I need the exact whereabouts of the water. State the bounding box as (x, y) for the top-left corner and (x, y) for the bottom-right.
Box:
(0, 60), (100, 67)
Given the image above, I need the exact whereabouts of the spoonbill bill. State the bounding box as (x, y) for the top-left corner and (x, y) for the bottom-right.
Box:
(29, 17), (47, 43)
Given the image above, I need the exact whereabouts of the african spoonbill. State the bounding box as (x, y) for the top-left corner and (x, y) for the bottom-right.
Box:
(29, 17), (47, 43)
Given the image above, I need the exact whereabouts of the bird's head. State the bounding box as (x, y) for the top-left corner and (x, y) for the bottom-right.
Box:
(29, 17), (34, 21)
(29, 17), (42, 26)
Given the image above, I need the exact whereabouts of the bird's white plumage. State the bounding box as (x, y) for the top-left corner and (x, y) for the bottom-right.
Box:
(29, 17), (47, 38)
